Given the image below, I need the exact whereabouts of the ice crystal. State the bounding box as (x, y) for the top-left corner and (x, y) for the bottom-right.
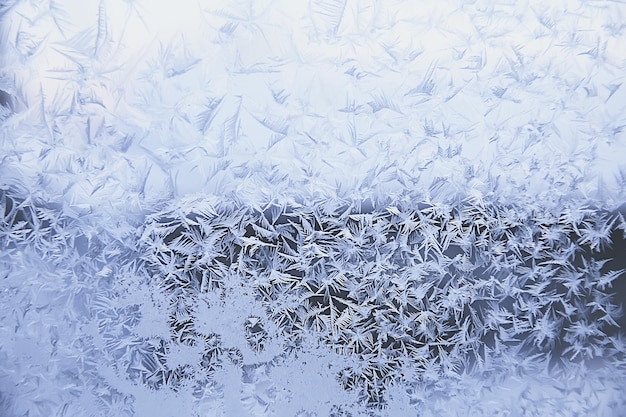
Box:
(136, 196), (626, 406)
(2, 0), (626, 416)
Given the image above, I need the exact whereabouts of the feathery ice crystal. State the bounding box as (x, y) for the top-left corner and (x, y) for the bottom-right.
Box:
(1, 0), (626, 416)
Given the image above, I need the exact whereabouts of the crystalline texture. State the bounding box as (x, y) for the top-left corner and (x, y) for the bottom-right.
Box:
(1, 1), (626, 416)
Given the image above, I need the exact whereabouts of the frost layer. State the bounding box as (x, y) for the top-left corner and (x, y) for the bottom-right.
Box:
(2, 190), (626, 416)
(1, 0), (626, 416)
(1, 0), (626, 213)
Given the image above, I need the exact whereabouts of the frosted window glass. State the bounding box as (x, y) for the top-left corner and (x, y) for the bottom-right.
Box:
(1, 1), (626, 416)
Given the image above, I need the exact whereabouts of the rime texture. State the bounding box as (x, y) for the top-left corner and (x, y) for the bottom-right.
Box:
(1, 0), (626, 416)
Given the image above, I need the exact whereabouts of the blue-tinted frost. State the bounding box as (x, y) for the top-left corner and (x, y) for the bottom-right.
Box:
(1, 0), (626, 416)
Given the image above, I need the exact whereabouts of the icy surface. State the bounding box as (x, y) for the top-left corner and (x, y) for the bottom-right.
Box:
(1, 0), (626, 416)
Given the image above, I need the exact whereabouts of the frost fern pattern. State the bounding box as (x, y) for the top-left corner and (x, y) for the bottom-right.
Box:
(141, 196), (626, 406)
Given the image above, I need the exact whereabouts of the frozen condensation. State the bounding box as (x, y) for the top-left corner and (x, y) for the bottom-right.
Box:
(1, 0), (626, 416)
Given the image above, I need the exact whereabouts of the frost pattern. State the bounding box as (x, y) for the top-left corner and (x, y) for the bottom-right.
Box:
(139, 195), (626, 410)
(1, 0), (626, 212)
(1, 0), (626, 416)
(2, 189), (626, 415)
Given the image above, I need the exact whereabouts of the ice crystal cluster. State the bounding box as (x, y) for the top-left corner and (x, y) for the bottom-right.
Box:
(1, 0), (626, 416)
